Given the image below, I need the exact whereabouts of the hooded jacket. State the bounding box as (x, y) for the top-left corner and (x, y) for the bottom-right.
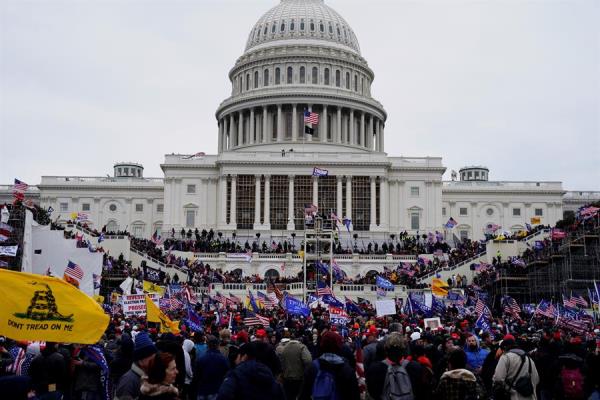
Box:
(216, 359), (284, 400)
(299, 353), (360, 400)
(464, 336), (490, 371)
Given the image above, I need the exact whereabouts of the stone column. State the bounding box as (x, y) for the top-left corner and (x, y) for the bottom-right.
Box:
(230, 175), (237, 227)
(345, 176), (352, 230)
(349, 109), (355, 145)
(264, 175), (271, 228)
(238, 111), (244, 146)
(380, 120), (385, 152)
(291, 104), (298, 142)
(276, 105), (283, 142)
(336, 175), (343, 218)
(380, 176), (388, 230)
(217, 119), (223, 153)
(223, 117), (229, 150)
(229, 114), (236, 147)
(368, 115), (374, 150)
(336, 107), (342, 144)
(253, 175), (261, 229)
(312, 175), (318, 206)
(249, 108), (255, 144)
(360, 112), (365, 147)
(218, 176), (227, 227)
(262, 106), (268, 143)
(376, 119), (381, 152)
(370, 176), (377, 230)
(287, 175), (295, 230)
(322, 105), (328, 142)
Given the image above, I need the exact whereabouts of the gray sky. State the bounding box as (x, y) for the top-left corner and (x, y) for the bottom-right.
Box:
(1, 0), (599, 190)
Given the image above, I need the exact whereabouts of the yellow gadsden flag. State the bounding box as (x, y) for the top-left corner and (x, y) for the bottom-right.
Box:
(431, 278), (449, 297)
(143, 280), (165, 297)
(145, 295), (180, 335)
(530, 217), (541, 225)
(0, 269), (109, 344)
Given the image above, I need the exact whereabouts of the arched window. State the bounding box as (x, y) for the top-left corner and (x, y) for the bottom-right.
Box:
(275, 67), (281, 84)
(336, 25), (341, 36)
(254, 71), (258, 89)
(300, 19), (305, 31)
(263, 25), (268, 35)
(319, 21), (324, 32)
(310, 20), (315, 31)
(328, 23), (333, 34)
(335, 70), (340, 87)
(287, 66), (293, 84)
(280, 22), (285, 32)
(299, 66), (305, 83)
(312, 67), (318, 84)
(246, 73), (250, 91)
(265, 269), (280, 279)
(271, 22), (276, 33)
(354, 74), (358, 91)
(257, 26), (261, 38)
(324, 68), (330, 85)
(263, 69), (269, 86)
(290, 20), (295, 31)
(345, 72), (350, 89)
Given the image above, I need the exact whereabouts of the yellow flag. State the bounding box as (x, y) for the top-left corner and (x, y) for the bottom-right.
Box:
(431, 278), (449, 297)
(298, 250), (304, 260)
(0, 269), (109, 344)
(145, 295), (180, 334)
(143, 280), (165, 297)
(530, 217), (541, 224)
(70, 212), (78, 221)
(93, 295), (104, 304)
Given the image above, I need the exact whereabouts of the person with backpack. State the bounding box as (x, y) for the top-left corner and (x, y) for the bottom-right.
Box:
(299, 330), (360, 400)
(555, 353), (586, 400)
(492, 335), (540, 400)
(365, 332), (427, 400)
(434, 348), (485, 400)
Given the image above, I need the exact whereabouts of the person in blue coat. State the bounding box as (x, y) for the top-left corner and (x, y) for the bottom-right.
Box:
(193, 335), (230, 400)
(464, 334), (490, 374)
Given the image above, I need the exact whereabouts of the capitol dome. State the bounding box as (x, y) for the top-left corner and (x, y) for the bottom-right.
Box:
(245, 0), (361, 54)
(215, 0), (386, 155)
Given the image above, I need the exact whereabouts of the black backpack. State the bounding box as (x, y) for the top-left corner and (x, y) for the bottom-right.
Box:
(508, 351), (534, 397)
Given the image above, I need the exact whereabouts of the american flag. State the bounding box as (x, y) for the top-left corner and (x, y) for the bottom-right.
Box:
(535, 300), (557, 319)
(316, 281), (333, 296)
(229, 293), (242, 304)
(355, 338), (366, 395)
(503, 296), (521, 319)
(257, 291), (277, 309)
(243, 312), (270, 327)
(13, 179), (28, 192)
(267, 280), (284, 303)
(475, 298), (491, 318)
(571, 293), (588, 307)
(563, 294), (577, 309)
(304, 203), (318, 215)
(182, 285), (197, 305)
(303, 110), (319, 125)
(64, 261), (84, 280)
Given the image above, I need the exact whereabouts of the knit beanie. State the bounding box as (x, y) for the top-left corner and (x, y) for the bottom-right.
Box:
(133, 331), (158, 361)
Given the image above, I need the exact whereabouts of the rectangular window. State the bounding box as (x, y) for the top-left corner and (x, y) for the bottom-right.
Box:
(186, 210), (195, 227)
(135, 203), (143, 212)
(410, 212), (420, 230)
(270, 175), (289, 230)
(187, 184), (196, 194)
(513, 208), (521, 216)
(459, 207), (468, 216)
(156, 204), (164, 213)
(352, 176), (371, 231)
(60, 202), (68, 212)
(236, 175), (255, 230)
(535, 208), (543, 216)
(442, 207), (446, 216)
(82, 203), (90, 211)
(410, 186), (419, 197)
(294, 176), (313, 230)
(460, 230), (469, 240)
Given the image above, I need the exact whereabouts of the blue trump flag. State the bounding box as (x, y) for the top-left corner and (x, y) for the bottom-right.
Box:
(345, 297), (364, 315)
(376, 275), (394, 290)
(186, 305), (204, 332)
(475, 313), (491, 332)
(284, 295), (311, 317)
(321, 294), (344, 308)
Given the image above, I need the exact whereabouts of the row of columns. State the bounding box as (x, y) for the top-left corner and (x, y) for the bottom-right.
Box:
(218, 174), (389, 231)
(217, 105), (385, 152)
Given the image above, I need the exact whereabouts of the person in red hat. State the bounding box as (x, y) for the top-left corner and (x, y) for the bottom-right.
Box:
(492, 334), (539, 400)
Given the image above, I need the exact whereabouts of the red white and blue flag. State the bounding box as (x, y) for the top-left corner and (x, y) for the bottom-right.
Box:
(303, 110), (319, 125)
(64, 260), (84, 281)
(13, 179), (28, 192)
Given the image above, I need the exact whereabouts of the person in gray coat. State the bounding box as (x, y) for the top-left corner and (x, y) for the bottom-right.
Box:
(492, 335), (540, 400)
(114, 332), (157, 400)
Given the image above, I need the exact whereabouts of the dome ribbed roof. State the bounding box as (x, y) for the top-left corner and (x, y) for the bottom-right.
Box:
(245, 0), (361, 54)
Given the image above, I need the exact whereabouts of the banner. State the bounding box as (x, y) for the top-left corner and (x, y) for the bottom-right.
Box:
(0, 245), (18, 257)
(284, 295), (310, 317)
(122, 294), (159, 317)
(143, 280), (165, 297)
(329, 306), (349, 325)
(530, 217), (541, 225)
(375, 299), (397, 317)
(0, 269), (109, 344)
(145, 295), (180, 334)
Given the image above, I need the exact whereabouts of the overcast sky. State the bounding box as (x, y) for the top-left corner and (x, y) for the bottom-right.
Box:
(1, 0), (598, 190)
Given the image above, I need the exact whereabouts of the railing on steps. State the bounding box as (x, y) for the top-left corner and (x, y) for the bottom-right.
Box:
(418, 251), (487, 282)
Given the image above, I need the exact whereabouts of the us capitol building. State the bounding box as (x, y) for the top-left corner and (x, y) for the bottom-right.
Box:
(4, 0), (594, 242)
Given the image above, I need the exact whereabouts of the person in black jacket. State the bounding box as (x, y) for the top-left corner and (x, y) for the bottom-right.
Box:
(28, 342), (68, 399)
(217, 341), (284, 400)
(299, 331), (360, 400)
(366, 332), (428, 400)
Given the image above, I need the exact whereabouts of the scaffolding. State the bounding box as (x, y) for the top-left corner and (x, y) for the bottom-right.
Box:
(302, 215), (335, 303)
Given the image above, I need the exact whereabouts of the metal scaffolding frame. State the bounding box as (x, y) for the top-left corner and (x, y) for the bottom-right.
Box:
(302, 215), (335, 303)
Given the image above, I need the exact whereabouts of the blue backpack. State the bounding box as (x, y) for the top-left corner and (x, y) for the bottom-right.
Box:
(312, 359), (338, 400)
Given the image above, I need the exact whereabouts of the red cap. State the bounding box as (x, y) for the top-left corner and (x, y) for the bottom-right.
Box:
(503, 334), (515, 341)
(256, 329), (267, 338)
(451, 333), (460, 340)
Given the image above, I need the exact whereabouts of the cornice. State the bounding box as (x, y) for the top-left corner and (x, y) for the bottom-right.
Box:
(442, 188), (566, 196)
(38, 185), (164, 192)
